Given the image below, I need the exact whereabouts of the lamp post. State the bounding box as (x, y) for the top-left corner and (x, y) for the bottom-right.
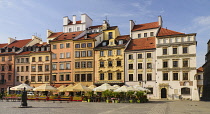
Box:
(19, 87), (32, 108)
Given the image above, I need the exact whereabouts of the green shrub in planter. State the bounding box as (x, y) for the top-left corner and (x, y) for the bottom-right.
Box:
(129, 100), (133, 103)
(115, 100), (119, 103)
(137, 100), (140, 103)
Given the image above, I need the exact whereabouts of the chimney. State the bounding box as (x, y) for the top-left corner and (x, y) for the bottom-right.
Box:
(63, 16), (69, 25)
(47, 29), (53, 37)
(73, 15), (76, 24)
(158, 16), (163, 27)
(130, 20), (135, 37)
(8, 37), (16, 44)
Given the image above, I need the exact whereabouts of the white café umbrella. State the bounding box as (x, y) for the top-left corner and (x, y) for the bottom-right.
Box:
(10, 83), (34, 91)
(33, 83), (57, 91)
(88, 85), (96, 90)
(59, 84), (73, 92)
(114, 85), (135, 92)
(72, 83), (92, 92)
(133, 85), (151, 92)
(93, 83), (116, 92)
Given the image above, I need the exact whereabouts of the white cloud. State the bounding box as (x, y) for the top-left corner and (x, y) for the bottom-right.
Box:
(193, 16), (210, 25)
(0, 0), (13, 8)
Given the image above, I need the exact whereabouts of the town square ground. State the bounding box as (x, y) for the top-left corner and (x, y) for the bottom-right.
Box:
(0, 100), (210, 114)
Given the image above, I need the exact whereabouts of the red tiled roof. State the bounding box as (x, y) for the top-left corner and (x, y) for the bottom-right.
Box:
(132, 22), (159, 31)
(126, 37), (156, 51)
(18, 51), (31, 55)
(76, 33), (102, 40)
(157, 28), (185, 36)
(89, 25), (102, 29)
(116, 35), (130, 40)
(0, 43), (8, 48)
(197, 67), (203, 73)
(52, 31), (83, 41)
(34, 42), (48, 47)
(7, 39), (32, 48)
(68, 21), (82, 25)
(48, 32), (63, 38)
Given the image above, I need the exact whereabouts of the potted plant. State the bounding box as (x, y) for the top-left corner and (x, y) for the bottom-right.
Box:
(126, 91), (134, 103)
(135, 91), (144, 103)
(86, 91), (93, 102)
(102, 90), (112, 103)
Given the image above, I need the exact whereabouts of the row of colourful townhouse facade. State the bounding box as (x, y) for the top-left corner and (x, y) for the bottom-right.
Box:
(0, 14), (199, 100)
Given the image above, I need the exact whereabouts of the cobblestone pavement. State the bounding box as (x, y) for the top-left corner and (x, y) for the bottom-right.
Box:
(0, 100), (210, 114)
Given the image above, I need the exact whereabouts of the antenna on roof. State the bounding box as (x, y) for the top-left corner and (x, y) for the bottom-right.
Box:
(105, 15), (109, 23)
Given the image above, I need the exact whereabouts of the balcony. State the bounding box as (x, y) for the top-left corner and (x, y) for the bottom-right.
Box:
(0, 80), (6, 84)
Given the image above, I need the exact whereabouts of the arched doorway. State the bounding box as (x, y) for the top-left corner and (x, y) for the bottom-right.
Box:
(161, 88), (167, 98)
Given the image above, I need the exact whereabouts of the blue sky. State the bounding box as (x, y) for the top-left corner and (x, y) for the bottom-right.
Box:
(0, 0), (210, 67)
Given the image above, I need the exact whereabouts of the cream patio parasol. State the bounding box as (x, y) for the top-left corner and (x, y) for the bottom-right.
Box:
(114, 85), (135, 92)
(57, 85), (66, 91)
(59, 84), (74, 92)
(33, 83), (57, 91)
(88, 85), (96, 90)
(133, 85), (151, 92)
(93, 83), (116, 92)
(10, 83), (34, 91)
(72, 83), (92, 92)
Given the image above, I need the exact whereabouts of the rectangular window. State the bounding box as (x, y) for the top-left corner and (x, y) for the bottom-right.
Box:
(21, 66), (24, 72)
(117, 61), (121, 66)
(163, 48), (167, 55)
(21, 58), (24, 63)
(45, 56), (49, 61)
(100, 73), (104, 80)
(81, 43), (86, 48)
(173, 61), (178, 67)
(66, 43), (70, 48)
(138, 63), (142, 69)
(25, 76), (28, 80)
(32, 57), (36, 62)
(21, 76), (24, 81)
(60, 44), (64, 49)
(8, 56), (12, 61)
(147, 63), (152, 69)
(17, 66), (19, 72)
(129, 74), (133, 81)
(150, 32), (154, 36)
(38, 66), (42, 72)
(129, 64), (133, 69)
(147, 88), (153, 94)
(138, 74), (142, 81)
(100, 51), (104, 56)
(59, 75), (64, 81)
(60, 64), (64, 70)
(16, 76), (19, 82)
(87, 74), (92, 81)
(138, 54), (142, 59)
(66, 63), (70, 69)
(144, 33), (147, 37)
(183, 47), (188, 54)
(52, 64), (57, 70)
(26, 66), (29, 72)
(87, 43), (92, 47)
(163, 61), (168, 68)
(75, 62), (80, 68)
(8, 75), (11, 80)
(108, 61), (113, 67)
(87, 61), (92, 68)
(75, 74), (80, 82)
(75, 44), (80, 48)
(25, 58), (29, 63)
(31, 76), (35, 82)
(31, 66), (36, 72)
(147, 73), (152, 81)
(66, 52), (70, 58)
(100, 62), (104, 67)
(66, 74), (70, 81)
(81, 51), (86, 57)
(129, 54), (133, 59)
(87, 51), (92, 57)
(2, 57), (5, 62)
(183, 60), (188, 67)
(173, 73), (178, 80)
(17, 59), (20, 63)
(163, 73), (168, 80)
(108, 50), (112, 56)
(38, 76), (42, 82)
(52, 75), (56, 81)
(39, 57), (42, 61)
(81, 61), (86, 68)
(108, 32), (113, 39)
(117, 73), (121, 80)
(117, 50), (121, 55)
(52, 53), (57, 59)
(9, 65), (12, 71)
(45, 76), (49, 82)
(138, 34), (141, 38)
(45, 65), (49, 71)
(1, 66), (4, 71)
(147, 53), (151, 58)
(108, 73), (112, 80)
(60, 53), (64, 58)
(75, 51), (80, 58)
(173, 47), (177, 54)
(53, 45), (57, 49)
(183, 73), (188, 80)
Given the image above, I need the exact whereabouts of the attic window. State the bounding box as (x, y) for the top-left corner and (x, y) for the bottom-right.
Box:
(119, 40), (123, 45)
(73, 34), (76, 35)
(102, 42), (106, 46)
(64, 35), (67, 36)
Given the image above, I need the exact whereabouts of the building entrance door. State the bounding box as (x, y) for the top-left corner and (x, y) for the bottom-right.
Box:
(161, 88), (167, 98)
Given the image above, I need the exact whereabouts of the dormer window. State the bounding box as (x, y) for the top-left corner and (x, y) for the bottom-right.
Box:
(138, 34), (141, 38)
(119, 40), (123, 45)
(150, 32), (154, 36)
(102, 42), (106, 46)
(108, 32), (113, 39)
(144, 33), (147, 37)
(77, 27), (80, 31)
(69, 28), (72, 32)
